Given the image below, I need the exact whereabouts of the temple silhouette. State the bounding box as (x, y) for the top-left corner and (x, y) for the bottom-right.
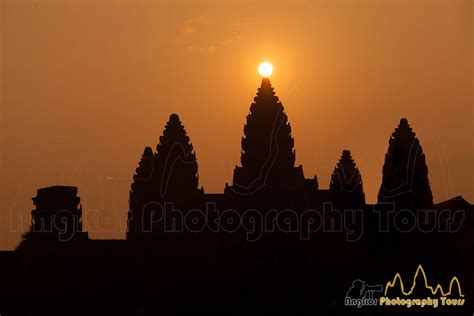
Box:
(0, 78), (472, 315)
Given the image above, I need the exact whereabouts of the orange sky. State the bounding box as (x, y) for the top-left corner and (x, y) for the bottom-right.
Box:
(1, 0), (472, 249)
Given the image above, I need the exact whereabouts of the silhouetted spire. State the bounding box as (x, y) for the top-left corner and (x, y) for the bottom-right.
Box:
(154, 113), (199, 199)
(128, 147), (154, 236)
(230, 78), (305, 194)
(128, 114), (202, 238)
(130, 147), (154, 197)
(378, 118), (433, 209)
(330, 150), (363, 194)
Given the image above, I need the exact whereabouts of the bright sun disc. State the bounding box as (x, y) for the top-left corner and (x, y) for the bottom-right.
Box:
(258, 62), (273, 77)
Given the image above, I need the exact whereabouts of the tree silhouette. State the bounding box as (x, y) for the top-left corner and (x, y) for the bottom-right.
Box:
(230, 78), (306, 194)
(378, 118), (433, 210)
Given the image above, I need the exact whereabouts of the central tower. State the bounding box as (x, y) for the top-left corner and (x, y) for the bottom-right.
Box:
(227, 78), (311, 197)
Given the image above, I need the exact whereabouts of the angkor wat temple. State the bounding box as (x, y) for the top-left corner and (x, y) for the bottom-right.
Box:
(0, 79), (472, 315)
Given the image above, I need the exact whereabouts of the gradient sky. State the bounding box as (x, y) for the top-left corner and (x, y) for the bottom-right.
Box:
(1, 0), (472, 249)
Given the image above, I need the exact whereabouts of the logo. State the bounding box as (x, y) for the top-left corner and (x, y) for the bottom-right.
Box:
(345, 264), (465, 309)
(344, 279), (383, 308)
(381, 264), (465, 308)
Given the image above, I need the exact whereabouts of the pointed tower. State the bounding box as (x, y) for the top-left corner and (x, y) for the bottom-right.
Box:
(329, 150), (365, 206)
(127, 114), (202, 238)
(228, 78), (306, 195)
(153, 113), (200, 200)
(128, 147), (154, 236)
(330, 150), (364, 194)
(378, 118), (433, 210)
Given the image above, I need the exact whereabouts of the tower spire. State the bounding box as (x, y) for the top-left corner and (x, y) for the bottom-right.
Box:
(128, 114), (202, 238)
(329, 150), (365, 206)
(330, 150), (363, 194)
(154, 113), (199, 199)
(228, 78), (305, 195)
(378, 118), (433, 209)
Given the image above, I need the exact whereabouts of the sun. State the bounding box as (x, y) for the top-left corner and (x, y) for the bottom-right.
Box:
(258, 62), (273, 77)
